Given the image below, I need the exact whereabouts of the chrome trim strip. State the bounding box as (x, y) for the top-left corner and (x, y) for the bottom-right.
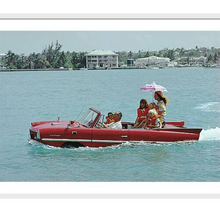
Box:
(93, 140), (125, 143)
(41, 138), (173, 144)
(37, 131), (41, 140)
(42, 138), (92, 142)
(41, 138), (126, 144)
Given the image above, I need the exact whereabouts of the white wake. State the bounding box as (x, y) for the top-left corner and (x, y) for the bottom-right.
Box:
(199, 127), (220, 141)
(195, 102), (220, 112)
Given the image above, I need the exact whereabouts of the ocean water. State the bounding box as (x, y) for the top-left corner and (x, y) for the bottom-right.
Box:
(0, 68), (220, 181)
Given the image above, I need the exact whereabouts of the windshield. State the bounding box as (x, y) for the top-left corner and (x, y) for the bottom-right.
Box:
(94, 114), (105, 128)
(78, 108), (99, 127)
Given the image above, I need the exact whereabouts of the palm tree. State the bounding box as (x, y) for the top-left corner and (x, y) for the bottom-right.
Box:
(42, 41), (63, 68)
(128, 51), (133, 59)
(179, 47), (185, 58)
(167, 49), (175, 61)
(207, 54), (213, 63)
(71, 51), (77, 68)
(213, 53), (218, 63)
(56, 51), (66, 68)
(34, 53), (46, 69)
(145, 51), (150, 57)
(5, 50), (16, 69)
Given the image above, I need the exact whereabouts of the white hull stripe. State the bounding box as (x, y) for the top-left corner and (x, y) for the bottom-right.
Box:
(41, 138), (126, 144)
(40, 138), (185, 144)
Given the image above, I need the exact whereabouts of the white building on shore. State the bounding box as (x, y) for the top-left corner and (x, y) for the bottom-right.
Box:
(177, 56), (207, 66)
(85, 50), (118, 69)
(0, 53), (6, 68)
(135, 56), (170, 67)
(0, 53), (6, 60)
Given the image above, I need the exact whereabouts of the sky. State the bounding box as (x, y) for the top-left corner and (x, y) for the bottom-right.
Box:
(0, 31), (220, 55)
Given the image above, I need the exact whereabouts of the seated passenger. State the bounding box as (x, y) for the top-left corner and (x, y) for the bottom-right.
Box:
(140, 103), (157, 128)
(134, 99), (149, 128)
(145, 109), (162, 129)
(104, 112), (115, 124)
(148, 102), (156, 110)
(103, 111), (122, 129)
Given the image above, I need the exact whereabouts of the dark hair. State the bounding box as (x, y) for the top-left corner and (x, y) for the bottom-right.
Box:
(156, 92), (168, 106)
(108, 112), (114, 116)
(139, 99), (148, 109)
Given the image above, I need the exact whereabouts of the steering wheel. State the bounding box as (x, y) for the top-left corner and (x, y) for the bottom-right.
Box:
(88, 120), (93, 127)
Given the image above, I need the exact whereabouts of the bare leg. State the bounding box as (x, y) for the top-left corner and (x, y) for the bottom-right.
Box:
(139, 119), (148, 128)
(134, 121), (141, 128)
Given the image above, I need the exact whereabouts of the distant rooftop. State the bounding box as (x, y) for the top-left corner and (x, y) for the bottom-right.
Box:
(85, 50), (118, 56)
(137, 56), (170, 61)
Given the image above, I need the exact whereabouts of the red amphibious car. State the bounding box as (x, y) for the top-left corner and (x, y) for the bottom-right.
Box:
(29, 107), (202, 148)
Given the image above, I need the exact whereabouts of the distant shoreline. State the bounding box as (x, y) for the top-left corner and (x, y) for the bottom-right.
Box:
(0, 68), (70, 72)
(0, 66), (218, 72)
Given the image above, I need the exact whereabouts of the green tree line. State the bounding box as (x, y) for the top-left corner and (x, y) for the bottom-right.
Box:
(2, 41), (86, 70)
(1, 42), (220, 69)
(117, 47), (220, 65)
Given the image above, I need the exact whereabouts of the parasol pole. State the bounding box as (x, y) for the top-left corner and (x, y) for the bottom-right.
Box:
(152, 91), (154, 102)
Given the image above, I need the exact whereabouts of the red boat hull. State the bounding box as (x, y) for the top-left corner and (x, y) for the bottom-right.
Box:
(30, 120), (202, 148)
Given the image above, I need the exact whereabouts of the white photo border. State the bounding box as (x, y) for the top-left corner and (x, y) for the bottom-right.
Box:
(0, 16), (220, 200)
